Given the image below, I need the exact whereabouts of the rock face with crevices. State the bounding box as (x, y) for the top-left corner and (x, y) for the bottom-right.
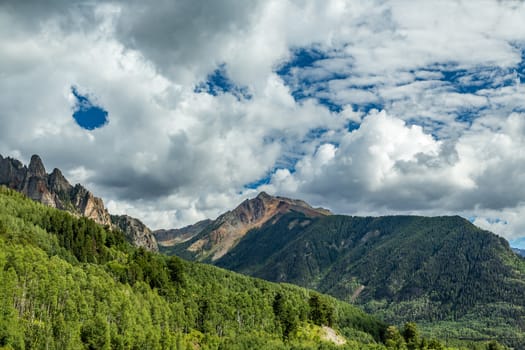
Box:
(110, 214), (158, 251)
(0, 154), (158, 251)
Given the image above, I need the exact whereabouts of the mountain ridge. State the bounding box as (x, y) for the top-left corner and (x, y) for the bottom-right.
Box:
(0, 185), (403, 349)
(0, 154), (158, 251)
(156, 191), (331, 261)
(160, 194), (525, 346)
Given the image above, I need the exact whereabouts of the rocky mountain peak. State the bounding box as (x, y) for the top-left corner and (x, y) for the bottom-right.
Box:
(48, 168), (73, 194)
(0, 154), (158, 251)
(110, 215), (158, 252)
(28, 154), (46, 177)
(256, 191), (272, 201)
(244, 192), (331, 219)
(182, 192), (331, 261)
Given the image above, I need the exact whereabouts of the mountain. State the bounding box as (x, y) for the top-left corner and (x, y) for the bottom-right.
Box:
(217, 214), (518, 308)
(0, 154), (157, 251)
(110, 214), (158, 251)
(163, 193), (525, 346)
(0, 177), (500, 348)
(0, 185), (415, 350)
(512, 247), (525, 257)
(154, 219), (212, 246)
(156, 191), (331, 261)
(0, 154), (110, 225)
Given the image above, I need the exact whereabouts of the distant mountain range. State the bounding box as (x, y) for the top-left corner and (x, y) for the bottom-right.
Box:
(513, 247), (525, 257)
(156, 192), (525, 345)
(0, 154), (157, 251)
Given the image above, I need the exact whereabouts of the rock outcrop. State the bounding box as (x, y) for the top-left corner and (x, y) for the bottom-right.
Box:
(111, 215), (158, 251)
(0, 154), (158, 251)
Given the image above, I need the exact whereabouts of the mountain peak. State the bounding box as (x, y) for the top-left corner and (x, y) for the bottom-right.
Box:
(28, 154), (46, 177)
(0, 154), (158, 251)
(178, 192), (331, 261)
(256, 191), (272, 200)
(48, 168), (73, 194)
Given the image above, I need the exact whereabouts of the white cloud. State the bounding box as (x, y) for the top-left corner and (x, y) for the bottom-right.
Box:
(264, 111), (525, 240)
(1, 0), (525, 243)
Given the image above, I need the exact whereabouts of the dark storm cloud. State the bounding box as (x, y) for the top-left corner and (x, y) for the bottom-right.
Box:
(0, 0), (100, 32)
(89, 132), (200, 200)
(114, 0), (262, 77)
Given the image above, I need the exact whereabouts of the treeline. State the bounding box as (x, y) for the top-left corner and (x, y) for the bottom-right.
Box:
(0, 187), (503, 349)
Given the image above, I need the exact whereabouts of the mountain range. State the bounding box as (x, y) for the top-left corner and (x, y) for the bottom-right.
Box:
(0, 154), (158, 251)
(157, 191), (525, 346)
(0, 184), (401, 349)
(0, 153), (521, 346)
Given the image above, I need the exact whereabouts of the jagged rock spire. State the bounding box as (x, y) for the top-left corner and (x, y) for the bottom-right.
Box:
(48, 167), (73, 193)
(28, 154), (46, 177)
(0, 153), (158, 251)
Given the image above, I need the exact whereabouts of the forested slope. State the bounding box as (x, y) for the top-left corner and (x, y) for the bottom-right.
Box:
(0, 186), (435, 350)
(216, 212), (525, 346)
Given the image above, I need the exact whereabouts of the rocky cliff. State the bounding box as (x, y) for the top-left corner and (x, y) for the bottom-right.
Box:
(110, 214), (158, 251)
(0, 154), (157, 251)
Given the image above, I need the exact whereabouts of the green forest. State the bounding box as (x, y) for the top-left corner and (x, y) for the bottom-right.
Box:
(0, 187), (503, 349)
(214, 212), (525, 347)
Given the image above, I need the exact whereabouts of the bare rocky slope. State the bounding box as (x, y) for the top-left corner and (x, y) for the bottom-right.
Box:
(0, 154), (157, 251)
(156, 191), (331, 261)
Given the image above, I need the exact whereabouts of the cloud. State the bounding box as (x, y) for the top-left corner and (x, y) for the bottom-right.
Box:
(114, 0), (264, 84)
(263, 111), (525, 240)
(1, 0), (525, 243)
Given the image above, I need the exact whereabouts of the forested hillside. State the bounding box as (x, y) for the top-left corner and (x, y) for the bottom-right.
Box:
(0, 186), (477, 350)
(214, 212), (525, 347)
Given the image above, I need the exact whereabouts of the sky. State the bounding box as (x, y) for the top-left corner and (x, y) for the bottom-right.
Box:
(2, 0), (525, 245)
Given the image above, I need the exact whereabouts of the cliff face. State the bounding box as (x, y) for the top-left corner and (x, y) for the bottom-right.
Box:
(0, 154), (112, 226)
(110, 215), (158, 251)
(0, 154), (157, 251)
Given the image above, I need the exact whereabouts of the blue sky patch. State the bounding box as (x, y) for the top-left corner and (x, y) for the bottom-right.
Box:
(406, 118), (447, 139)
(347, 121), (360, 132)
(437, 65), (516, 94)
(276, 45), (525, 127)
(276, 47), (386, 113)
(276, 47), (349, 112)
(518, 49), (525, 82)
(510, 237), (525, 249)
(276, 47), (329, 76)
(244, 175), (272, 190)
(195, 64), (251, 100)
(71, 86), (108, 130)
